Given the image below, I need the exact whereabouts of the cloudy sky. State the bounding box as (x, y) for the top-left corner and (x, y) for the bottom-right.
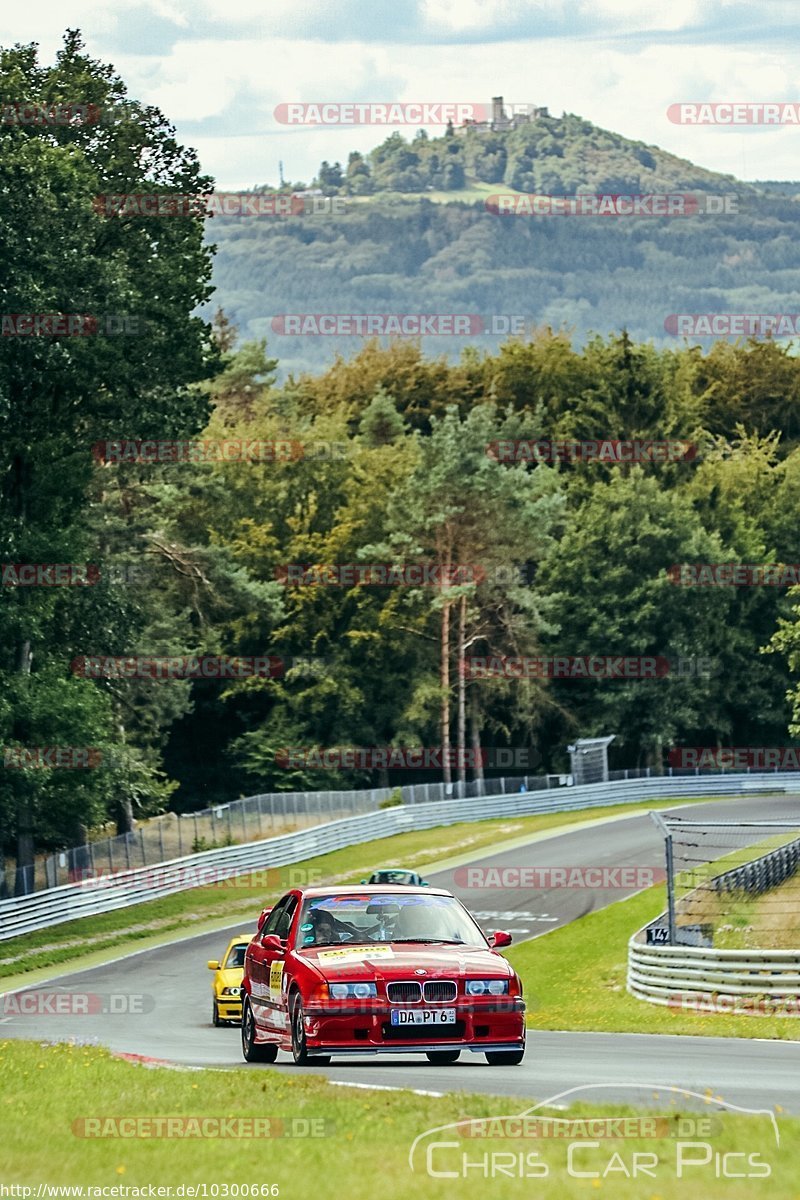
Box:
(9, 0), (800, 188)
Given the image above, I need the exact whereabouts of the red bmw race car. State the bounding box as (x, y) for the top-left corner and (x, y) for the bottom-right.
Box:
(240, 885), (526, 1066)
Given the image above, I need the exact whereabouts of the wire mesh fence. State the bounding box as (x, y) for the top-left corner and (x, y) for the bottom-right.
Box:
(649, 816), (800, 951)
(2, 771), (565, 897)
(3, 761), (797, 898)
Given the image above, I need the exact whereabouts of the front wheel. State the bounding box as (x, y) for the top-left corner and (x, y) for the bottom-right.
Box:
(425, 1050), (461, 1064)
(241, 997), (278, 1063)
(290, 993), (330, 1066)
(485, 1047), (525, 1066)
(212, 999), (221, 1027)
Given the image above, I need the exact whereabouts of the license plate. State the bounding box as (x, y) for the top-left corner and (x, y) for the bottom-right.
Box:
(390, 1008), (456, 1025)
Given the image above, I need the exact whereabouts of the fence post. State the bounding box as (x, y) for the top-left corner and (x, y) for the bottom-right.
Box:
(665, 833), (677, 945)
(158, 821), (165, 862)
(108, 837), (114, 873)
(241, 802), (247, 841)
(227, 806), (233, 843)
(141, 827), (147, 866)
(256, 795), (263, 838)
(177, 816), (183, 858)
(125, 833), (131, 869)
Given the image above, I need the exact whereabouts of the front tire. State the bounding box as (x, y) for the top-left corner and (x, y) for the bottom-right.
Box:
(485, 1047), (525, 1066)
(425, 1050), (461, 1064)
(212, 999), (221, 1027)
(241, 997), (278, 1063)
(290, 993), (331, 1067)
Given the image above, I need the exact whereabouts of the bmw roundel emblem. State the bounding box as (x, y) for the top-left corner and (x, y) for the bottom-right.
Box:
(414, 969), (427, 976)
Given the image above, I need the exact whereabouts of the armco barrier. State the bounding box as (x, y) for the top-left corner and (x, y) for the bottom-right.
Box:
(0, 772), (794, 943)
(628, 942), (800, 1010)
(628, 834), (800, 1012)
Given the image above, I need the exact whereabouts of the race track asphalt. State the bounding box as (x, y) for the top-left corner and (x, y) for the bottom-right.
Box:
(3, 794), (800, 1114)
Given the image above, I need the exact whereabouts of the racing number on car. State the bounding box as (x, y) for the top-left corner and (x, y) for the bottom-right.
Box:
(269, 959), (284, 1002)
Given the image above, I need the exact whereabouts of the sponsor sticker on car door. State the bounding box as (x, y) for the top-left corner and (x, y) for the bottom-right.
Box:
(269, 960), (284, 1002)
(317, 946), (394, 964)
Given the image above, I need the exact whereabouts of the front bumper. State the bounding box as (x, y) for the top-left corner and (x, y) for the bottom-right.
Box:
(302, 1000), (525, 1052)
(308, 1042), (525, 1056)
(216, 997), (243, 1021)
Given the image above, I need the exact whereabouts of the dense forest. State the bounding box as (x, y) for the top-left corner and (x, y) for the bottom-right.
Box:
(4, 36), (800, 889)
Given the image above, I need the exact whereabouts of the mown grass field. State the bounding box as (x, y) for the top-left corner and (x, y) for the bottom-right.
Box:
(0, 1040), (795, 1199)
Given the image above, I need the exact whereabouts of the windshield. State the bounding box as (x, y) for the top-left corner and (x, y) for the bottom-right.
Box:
(225, 943), (248, 968)
(375, 870), (413, 884)
(297, 893), (486, 947)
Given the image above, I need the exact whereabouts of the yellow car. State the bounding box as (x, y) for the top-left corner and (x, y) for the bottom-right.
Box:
(208, 935), (250, 1026)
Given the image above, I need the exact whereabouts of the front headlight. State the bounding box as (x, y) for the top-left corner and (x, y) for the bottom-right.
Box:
(328, 982), (377, 1000)
(220, 987), (241, 996)
(466, 979), (509, 996)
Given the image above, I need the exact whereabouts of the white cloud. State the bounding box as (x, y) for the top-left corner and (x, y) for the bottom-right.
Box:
(3, 1), (800, 185)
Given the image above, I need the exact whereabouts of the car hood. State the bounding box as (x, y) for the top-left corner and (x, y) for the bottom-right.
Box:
(298, 944), (514, 981)
(217, 968), (244, 986)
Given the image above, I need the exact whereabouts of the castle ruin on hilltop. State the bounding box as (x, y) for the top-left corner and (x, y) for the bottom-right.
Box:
(456, 96), (550, 135)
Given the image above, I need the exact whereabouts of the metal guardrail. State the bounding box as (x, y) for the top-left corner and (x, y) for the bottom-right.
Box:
(710, 838), (800, 896)
(6, 762), (791, 897)
(7, 772), (558, 896)
(628, 941), (800, 1008)
(1, 771), (794, 944)
(628, 832), (800, 1012)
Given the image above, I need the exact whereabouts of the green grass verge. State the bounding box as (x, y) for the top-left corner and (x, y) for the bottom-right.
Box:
(508, 885), (800, 1040)
(0, 1040), (795, 1198)
(1, 799), (689, 982)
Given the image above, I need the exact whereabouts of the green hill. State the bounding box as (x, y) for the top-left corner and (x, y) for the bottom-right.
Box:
(204, 111), (800, 377)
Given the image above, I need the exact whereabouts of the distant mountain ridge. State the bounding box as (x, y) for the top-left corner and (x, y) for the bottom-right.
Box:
(205, 108), (800, 378)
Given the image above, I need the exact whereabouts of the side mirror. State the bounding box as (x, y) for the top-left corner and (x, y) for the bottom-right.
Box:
(360, 879), (368, 885)
(422, 881), (429, 886)
(489, 931), (513, 949)
(261, 934), (285, 952)
(207, 960), (220, 970)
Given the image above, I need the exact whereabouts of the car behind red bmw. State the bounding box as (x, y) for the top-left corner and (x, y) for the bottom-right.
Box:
(240, 885), (526, 1066)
